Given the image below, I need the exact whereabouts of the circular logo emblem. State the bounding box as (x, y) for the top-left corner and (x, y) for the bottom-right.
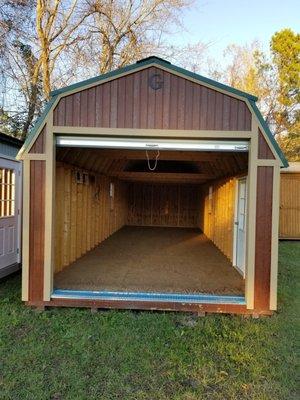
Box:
(149, 73), (164, 90)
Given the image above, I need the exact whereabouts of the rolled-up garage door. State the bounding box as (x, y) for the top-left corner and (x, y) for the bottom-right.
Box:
(56, 136), (249, 152)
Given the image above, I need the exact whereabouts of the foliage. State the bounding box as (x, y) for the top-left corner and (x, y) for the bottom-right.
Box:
(276, 132), (300, 161)
(210, 29), (300, 161)
(209, 42), (274, 115)
(0, 242), (299, 399)
(271, 29), (300, 109)
(0, 107), (27, 138)
(270, 29), (300, 161)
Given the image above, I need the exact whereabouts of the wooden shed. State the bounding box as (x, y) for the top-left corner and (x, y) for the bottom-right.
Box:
(280, 162), (300, 240)
(17, 57), (288, 315)
(0, 133), (23, 278)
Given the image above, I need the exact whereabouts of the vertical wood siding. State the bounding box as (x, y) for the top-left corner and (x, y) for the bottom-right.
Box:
(29, 125), (46, 154)
(53, 67), (252, 131)
(127, 183), (201, 227)
(55, 163), (128, 273)
(258, 129), (275, 159)
(254, 166), (273, 311)
(28, 161), (45, 301)
(279, 173), (300, 239)
(199, 177), (236, 261)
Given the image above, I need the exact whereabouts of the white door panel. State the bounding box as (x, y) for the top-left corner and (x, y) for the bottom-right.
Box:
(234, 178), (247, 276)
(0, 158), (21, 271)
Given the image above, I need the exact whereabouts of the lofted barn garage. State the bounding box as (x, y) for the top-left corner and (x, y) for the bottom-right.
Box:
(18, 57), (287, 315)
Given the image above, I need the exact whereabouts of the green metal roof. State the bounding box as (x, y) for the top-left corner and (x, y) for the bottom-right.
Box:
(17, 95), (58, 158)
(249, 101), (288, 168)
(18, 56), (288, 167)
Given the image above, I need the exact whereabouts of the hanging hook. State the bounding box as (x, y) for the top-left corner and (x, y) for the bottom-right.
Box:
(146, 150), (160, 171)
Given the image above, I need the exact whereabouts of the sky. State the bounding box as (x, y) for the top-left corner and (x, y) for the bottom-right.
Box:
(169, 0), (299, 63)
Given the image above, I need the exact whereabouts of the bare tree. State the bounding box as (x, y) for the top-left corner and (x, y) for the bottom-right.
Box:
(208, 42), (281, 131)
(0, 0), (41, 138)
(1, 0), (203, 138)
(71, 0), (191, 75)
(36, 0), (94, 99)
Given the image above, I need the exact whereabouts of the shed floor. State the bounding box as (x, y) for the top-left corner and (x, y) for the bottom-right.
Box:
(54, 226), (244, 295)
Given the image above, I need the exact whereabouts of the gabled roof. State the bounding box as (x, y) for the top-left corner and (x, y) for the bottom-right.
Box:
(0, 132), (24, 147)
(18, 56), (288, 167)
(20, 95), (57, 157)
(249, 101), (288, 168)
(50, 56), (259, 101)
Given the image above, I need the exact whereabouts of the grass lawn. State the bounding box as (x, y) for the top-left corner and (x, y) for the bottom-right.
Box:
(0, 242), (299, 400)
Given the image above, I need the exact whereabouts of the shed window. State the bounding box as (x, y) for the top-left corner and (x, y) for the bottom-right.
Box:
(0, 168), (15, 217)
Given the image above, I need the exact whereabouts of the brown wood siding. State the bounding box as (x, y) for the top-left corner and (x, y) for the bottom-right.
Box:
(29, 125), (46, 154)
(258, 129), (275, 159)
(28, 161), (45, 301)
(55, 163), (128, 273)
(254, 166), (273, 311)
(53, 67), (252, 131)
(199, 177), (236, 261)
(279, 173), (300, 239)
(127, 183), (201, 227)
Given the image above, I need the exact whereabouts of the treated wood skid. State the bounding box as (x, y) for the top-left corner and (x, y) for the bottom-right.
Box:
(26, 299), (273, 316)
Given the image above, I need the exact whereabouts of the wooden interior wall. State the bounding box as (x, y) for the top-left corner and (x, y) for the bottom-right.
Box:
(55, 163), (128, 273)
(53, 66), (251, 131)
(279, 173), (300, 239)
(29, 161), (46, 301)
(199, 177), (236, 261)
(127, 183), (201, 228)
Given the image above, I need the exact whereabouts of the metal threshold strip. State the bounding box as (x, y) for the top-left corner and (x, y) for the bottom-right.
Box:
(56, 137), (249, 152)
(52, 289), (246, 305)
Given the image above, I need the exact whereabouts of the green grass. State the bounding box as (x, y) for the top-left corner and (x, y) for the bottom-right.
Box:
(0, 242), (299, 400)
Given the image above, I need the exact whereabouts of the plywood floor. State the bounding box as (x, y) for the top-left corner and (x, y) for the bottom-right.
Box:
(54, 226), (244, 295)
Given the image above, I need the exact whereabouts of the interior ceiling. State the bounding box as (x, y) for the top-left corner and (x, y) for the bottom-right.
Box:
(56, 148), (248, 184)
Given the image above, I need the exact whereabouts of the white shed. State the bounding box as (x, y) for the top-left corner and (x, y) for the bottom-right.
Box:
(0, 133), (23, 278)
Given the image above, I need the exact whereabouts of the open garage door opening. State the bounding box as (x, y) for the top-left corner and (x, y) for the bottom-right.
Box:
(52, 138), (249, 304)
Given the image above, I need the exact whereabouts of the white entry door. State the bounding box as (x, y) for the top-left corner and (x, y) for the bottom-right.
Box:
(0, 158), (21, 271)
(234, 178), (247, 277)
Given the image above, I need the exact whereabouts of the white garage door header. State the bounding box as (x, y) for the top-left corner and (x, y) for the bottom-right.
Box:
(56, 136), (249, 152)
